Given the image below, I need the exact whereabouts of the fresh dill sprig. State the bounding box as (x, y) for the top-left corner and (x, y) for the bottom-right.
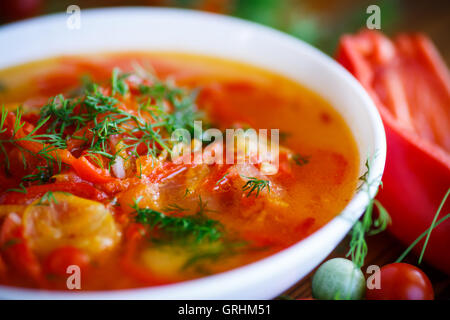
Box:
(183, 188), (191, 198)
(346, 157), (390, 268)
(241, 176), (271, 198)
(35, 191), (58, 206)
(139, 81), (204, 136)
(292, 153), (310, 166)
(215, 172), (229, 186)
(131, 196), (222, 243)
(124, 120), (173, 156)
(111, 68), (129, 96)
(39, 95), (77, 135)
(0, 106), (67, 178)
(22, 163), (54, 184)
(356, 159), (370, 191)
(279, 131), (291, 143)
(5, 183), (27, 194)
(35, 191), (72, 206)
(163, 203), (189, 213)
(1, 69), (205, 184)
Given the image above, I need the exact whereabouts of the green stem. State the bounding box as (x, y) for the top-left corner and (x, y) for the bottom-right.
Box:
(396, 213), (450, 263)
(418, 188), (450, 264)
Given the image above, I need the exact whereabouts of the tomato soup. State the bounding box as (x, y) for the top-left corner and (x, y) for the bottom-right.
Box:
(0, 53), (359, 290)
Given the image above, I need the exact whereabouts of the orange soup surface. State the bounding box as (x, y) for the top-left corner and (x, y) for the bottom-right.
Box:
(0, 53), (359, 290)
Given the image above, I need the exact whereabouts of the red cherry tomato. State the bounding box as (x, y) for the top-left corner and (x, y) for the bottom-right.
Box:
(366, 263), (434, 300)
(44, 246), (90, 277)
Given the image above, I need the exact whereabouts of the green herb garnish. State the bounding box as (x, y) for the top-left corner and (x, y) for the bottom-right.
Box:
(111, 68), (129, 96)
(35, 191), (72, 206)
(215, 172), (229, 186)
(292, 153), (310, 166)
(131, 196), (222, 243)
(241, 176), (271, 198)
(346, 156), (390, 268)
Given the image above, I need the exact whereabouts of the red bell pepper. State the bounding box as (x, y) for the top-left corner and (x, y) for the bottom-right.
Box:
(336, 30), (450, 274)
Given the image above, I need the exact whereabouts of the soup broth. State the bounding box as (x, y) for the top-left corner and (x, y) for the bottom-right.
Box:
(0, 53), (359, 290)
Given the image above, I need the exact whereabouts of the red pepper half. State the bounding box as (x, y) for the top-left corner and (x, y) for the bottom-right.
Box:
(336, 30), (450, 274)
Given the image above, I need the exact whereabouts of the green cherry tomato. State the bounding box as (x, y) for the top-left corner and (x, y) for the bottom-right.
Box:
(312, 258), (365, 300)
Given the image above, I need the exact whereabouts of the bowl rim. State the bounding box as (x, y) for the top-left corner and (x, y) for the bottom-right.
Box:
(0, 7), (386, 299)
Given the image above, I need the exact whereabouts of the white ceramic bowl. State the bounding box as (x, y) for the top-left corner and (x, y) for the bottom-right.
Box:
(0, 7), (386, 299)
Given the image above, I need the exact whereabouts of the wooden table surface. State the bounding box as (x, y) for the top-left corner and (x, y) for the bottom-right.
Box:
(282, 232), (450, 300)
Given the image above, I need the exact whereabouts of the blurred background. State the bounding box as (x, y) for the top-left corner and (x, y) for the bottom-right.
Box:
(0, 0), (449, 63)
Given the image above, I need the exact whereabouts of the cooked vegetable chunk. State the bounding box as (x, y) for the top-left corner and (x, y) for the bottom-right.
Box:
(23, 192), (120, 256)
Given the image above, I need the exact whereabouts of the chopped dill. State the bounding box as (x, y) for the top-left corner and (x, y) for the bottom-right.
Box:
(0, 106), (66, 181)
(22, 164), (54, 184)
(131, 196), (222, 243)
(1, 68), (205, 185)
(111, 68), (129, 96)
(36, 191), (58, 205)
(163, 203), (189, 213)
(35, 191), (72, 206)
(1, 238), (22, 249)
(183, 188), (191, 198)
(279, 131), (291, 143)
(139, 81), (204, 136)
(6, 183), (27, 194)
(356, 158), (370, 191)
(241, 176), (271, 198)
(346, 156), (390, 268)
(292, 153), (310, 166)
(215, 172), (229, 186)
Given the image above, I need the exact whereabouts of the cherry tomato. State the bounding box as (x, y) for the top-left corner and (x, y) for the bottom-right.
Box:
(366, 263), (434, 300)
(44, 246), (90, 277)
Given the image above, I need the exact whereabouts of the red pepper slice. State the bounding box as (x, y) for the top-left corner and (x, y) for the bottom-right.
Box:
(336, 30), (450, 274)
(71, 156), (116, 184)
(0, 182), (108, 205)
(4, 112), (116, 182)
